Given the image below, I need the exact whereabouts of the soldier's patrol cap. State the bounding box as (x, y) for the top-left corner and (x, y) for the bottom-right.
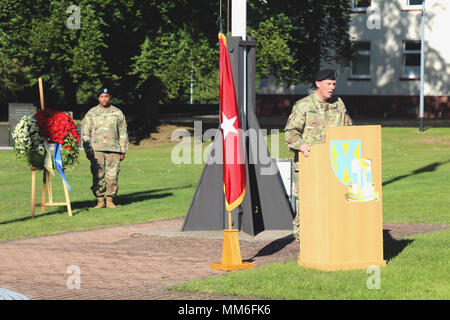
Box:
(315, 69), (337, 81)
(98, 87), (111, 97)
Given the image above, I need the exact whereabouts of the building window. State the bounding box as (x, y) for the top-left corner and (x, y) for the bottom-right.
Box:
(352, 0), (371, 11)
(403, 41), (421, 78)
(402, 0), (423, 12)
(407, 0), (424, 6)
(351, 42), (371, 78)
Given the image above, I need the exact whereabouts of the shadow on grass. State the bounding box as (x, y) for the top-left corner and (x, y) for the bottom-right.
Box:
(128, 118), (161, 146)
(0, 184), (195, 224)
(242, 229), (413, 264)
(70, 184), (196, 214)
(383, 160), (450, 187)
(383, 229), (414, 262)
(0, 210), (63, 225)
(69, 191), (174, 215)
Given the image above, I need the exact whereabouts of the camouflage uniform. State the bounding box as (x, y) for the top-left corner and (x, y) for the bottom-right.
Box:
(284, 91), (353, 241)
(82, 105), (128, 197)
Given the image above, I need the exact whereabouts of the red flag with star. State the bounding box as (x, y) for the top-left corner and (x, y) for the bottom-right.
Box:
(219, 32), (246, 211)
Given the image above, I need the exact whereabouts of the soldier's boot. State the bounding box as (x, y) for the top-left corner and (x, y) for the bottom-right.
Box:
(106, 196), (116, 208)
(94, 197), (105, 209)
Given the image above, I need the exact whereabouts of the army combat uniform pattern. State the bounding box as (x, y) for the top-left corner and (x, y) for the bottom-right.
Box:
(82, 105), (128, 197)
(284, 92), (354, 240)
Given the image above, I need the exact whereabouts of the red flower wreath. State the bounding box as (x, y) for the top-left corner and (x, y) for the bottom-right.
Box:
(34, 109), (81, 167)
(34, 109), (80, 148)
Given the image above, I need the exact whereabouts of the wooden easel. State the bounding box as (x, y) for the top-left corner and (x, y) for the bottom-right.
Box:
(30, 78), (72, 217)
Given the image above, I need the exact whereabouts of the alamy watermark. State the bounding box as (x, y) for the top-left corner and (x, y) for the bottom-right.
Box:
(366, 265), (381, 290)
(66, 265), (81, 290)
(366, 6), (382, 30)
(170, 121), (281, 176)
(66, 5), (81, 30)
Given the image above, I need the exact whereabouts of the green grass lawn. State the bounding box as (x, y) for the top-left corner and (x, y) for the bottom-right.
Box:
(0, 143), (201, 241)
(0, 127), (449, 243)
(170, 229), (450, 299)
(379, 128), (450, 224)
(271, 127), (450, 224)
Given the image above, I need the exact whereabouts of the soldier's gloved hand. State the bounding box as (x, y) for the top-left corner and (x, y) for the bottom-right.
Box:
(85, 150), (94, 160)
(120, 153), (125, 161)
(87, 153), (92, 161)
(299, 143), (310, 157)
(82, 141), (94, 160)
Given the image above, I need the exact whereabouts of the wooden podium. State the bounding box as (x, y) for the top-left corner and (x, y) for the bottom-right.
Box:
(299, 125), (386, 271)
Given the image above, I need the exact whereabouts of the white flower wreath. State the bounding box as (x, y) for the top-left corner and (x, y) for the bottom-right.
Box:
(12, 115), (46, 168)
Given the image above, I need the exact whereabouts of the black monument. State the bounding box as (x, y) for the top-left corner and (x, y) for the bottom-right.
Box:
(8, 103), (37, 146)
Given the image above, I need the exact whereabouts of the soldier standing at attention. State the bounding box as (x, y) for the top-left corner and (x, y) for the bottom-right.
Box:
(82, 88), (129, 209)
(284, 69), (354, 241)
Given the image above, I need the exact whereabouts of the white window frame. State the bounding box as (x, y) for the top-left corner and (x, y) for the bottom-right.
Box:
(350, 42), (371, 79)
(351, 0), (371, 12)
(402, 41), (421, 79)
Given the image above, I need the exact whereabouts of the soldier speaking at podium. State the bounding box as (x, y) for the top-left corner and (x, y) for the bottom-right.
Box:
(284, 69), (354, 241)
(82, 88), (129, 209)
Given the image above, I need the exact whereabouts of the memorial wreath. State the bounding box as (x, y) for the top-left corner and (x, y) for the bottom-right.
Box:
(12, 109), (80, 170)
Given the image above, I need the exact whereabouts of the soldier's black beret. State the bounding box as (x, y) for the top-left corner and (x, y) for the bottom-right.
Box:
(97, 87), (111, 97)
(315, 69), (337, 81)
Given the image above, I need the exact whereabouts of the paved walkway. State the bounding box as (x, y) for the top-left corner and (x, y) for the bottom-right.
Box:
(0, 218), (448, 300)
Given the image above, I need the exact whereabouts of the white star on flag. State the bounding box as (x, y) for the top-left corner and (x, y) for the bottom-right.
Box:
(221, 112), (238, 139)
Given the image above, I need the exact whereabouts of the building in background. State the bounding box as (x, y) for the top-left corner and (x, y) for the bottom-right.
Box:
(256, 0), (450, 119)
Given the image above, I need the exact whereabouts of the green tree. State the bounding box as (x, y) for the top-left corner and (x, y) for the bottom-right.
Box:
(248, 0), (353, 86)
(131, 27), (218, 104)
(0, 0), (108, 106)
(0, 0), (353, 113)
(0, 33), (30, 99)
(248, 13), (296, 86)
